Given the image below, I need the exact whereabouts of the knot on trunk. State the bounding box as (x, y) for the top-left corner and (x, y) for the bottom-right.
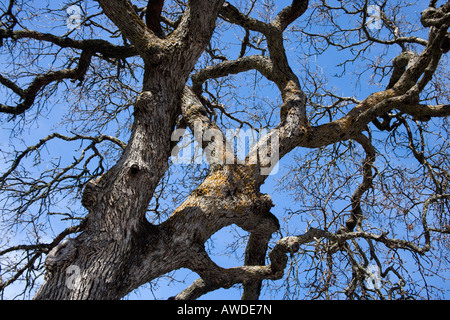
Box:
(234, 193), (279, 235)
(44, 239), (78, 279)
(135, 91), (156, 113)
(81, 178), (102, 210)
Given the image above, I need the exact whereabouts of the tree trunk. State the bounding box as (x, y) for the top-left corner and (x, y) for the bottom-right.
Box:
(34, 83), (173, 299)
(0, 0), (445, 301)
(34, 0), (226, 300)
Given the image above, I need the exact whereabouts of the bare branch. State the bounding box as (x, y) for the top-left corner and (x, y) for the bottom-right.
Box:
(0, 28), (137, 58)
(95, 0), (162, 61)
(0, 50), (92, 115)
(0, 132), (126, 189)
(220, 2), (268, 34)
(272, 0), (309, 31)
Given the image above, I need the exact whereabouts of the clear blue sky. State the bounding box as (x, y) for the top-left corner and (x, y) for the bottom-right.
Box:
(1, 0), (448, 300)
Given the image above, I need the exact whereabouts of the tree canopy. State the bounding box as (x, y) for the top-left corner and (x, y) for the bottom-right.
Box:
(0, 0), (449, 300)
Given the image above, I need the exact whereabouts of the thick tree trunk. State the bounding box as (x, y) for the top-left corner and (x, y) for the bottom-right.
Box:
(34, 75), (180, 299)
(33, 0), (448, 300)
(33, 0), (310, 300)
(34, 0), (226, 300)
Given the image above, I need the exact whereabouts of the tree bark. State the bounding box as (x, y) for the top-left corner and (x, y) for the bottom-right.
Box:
(29, 0), (450, 300)
(34, 0), (225, 300)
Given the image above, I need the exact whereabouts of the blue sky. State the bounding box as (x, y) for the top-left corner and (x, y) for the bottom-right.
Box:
(1, 0), (449, 300)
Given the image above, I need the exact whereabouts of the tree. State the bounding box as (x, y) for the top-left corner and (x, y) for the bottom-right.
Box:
(0, 0), (449, 300)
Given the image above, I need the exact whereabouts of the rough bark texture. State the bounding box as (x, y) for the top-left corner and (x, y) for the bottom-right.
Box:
(34, 0), (226, 300)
